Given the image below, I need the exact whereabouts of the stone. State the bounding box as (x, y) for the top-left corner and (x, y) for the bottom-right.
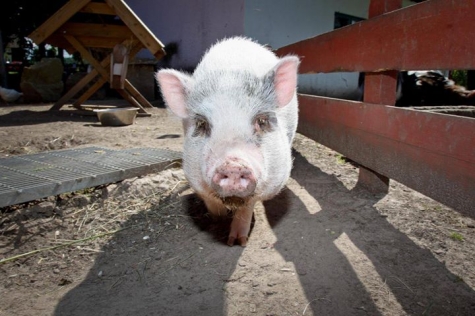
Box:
(20, 58), (64, 102)
(29, 201), (56, 216)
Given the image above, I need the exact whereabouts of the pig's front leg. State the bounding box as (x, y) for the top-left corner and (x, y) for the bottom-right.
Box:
(203, 196), (228, 217)
(228, 203), (254, 247)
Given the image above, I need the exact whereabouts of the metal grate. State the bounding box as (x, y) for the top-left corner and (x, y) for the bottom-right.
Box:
(0, 147), (182, 208)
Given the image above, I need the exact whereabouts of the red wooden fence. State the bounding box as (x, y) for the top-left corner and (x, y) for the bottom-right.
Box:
(276, 0), (475, 217)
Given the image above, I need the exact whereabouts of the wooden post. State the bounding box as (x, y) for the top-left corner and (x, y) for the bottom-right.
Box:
(357, 0), (402, 194)
(110, 44), (129, 90)
(28, 0), (166, 113)
(28, 0), (92, 45)
(0, 30), (7, 88)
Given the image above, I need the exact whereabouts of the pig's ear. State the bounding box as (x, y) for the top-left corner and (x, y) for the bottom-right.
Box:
(155, 69), (193, 118)
(271, 56), (300, 108)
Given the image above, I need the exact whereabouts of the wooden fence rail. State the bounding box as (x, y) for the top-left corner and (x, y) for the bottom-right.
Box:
(276, 0), (475, 217)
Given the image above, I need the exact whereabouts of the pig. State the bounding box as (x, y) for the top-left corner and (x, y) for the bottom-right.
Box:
(156, 37), (299, 246)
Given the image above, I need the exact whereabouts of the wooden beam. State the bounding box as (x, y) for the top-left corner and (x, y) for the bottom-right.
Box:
(62, 36), (130, 49)
(50, 55), (110, 112)
(297, 94), (475, 217)
(80, 2), (116, 15)
(116, 90), (148, 114)
(363, 71), (398, 105)
(276, 0), (475, 73)
(65, 36), (111, 80)
(57, 22), (134, 39)
(51, 42), (115, 112)
(43, 35), (75, 54)
(65, 41), (144, 109)
(105, 0), (165, 59)
(47, 34), (127, 50)
(63, 35), (151, 111)
(356, 0), (402, 193)
(368, 0), (401, 16)
(124, 80), (154, 108)
(73, 77), (107, 108)
(28, 0), (92, 44)
(51, 69), (101, 111)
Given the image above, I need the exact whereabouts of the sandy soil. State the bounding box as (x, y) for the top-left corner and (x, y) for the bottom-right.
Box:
(1, 103), (475, 316)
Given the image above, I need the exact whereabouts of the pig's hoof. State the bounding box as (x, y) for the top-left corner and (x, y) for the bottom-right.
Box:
(238, 236), (248, 247)
(227, 236), (248, 247)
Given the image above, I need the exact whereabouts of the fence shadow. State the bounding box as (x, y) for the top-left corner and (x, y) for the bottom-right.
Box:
(53, 147), (475, 315)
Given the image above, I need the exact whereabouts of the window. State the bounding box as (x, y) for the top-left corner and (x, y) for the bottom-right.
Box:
(334, 12), (365, 29)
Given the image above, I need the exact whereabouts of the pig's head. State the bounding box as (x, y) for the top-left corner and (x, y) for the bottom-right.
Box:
(156, 54), (299, 208)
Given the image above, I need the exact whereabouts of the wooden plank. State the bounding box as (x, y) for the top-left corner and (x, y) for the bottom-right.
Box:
(65, 35), (110, 79)
(80, 2), (116, 15)
(105, 0), (165, 59)
(276, 0), (475, 73)
(363, 71), (398, 105)
(116, 90), (148, 114)
(51, 67), (102, 111)
(368, 0), (401, 17)
(110, 44), (129, 90)
(64, 35), (151, 112)
(28, 0), (92, 44)
(47, 34), (128, 50)
(364, 0), (400, 105)
(124, 80), (154, 108)
(67, 41), (143, 108)
(297, 94), (475, 216)
(64, 36), (129, 49)
(43, 35), (75, 54)
(57, 22), (134, 39)
(355, 0), (402, 192)
(51, 51), (111, 111)
(73, 77), (107, 108)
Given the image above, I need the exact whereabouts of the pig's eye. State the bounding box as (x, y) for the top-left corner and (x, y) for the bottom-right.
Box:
(254, 114), (273, 134)
(192, 116), (211, 137)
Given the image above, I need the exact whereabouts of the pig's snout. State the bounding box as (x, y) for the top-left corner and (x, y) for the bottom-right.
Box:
(211, 160), (257, 198)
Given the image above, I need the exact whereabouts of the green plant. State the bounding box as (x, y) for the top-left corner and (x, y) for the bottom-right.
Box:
(451, 70), (468, 87)
(450, 232), (464, 242)
(336, 154), (346, 165)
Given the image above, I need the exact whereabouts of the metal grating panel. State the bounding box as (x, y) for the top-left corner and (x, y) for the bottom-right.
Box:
(0, 147), (182, 208)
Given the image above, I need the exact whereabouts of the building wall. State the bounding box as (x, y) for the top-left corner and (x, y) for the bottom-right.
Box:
(244, 0), (370, 99)
(244, 0), (369, 48)
(126, 0), (245, 70)
(127, 0), (419, 100)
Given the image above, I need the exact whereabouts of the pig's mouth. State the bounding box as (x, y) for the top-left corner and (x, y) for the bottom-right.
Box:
(217, 195), (250, 209)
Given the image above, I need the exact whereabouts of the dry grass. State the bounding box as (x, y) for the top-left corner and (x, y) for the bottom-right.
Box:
(0, 170), (189, 265)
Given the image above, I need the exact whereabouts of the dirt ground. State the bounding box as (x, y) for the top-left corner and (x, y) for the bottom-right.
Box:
(1, 103), (475, 316)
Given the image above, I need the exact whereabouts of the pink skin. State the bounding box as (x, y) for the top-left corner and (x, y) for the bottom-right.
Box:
(211, 158), (257, 198)
(201, 194), (256, 247)
(156, 39), (299, 247)
(227, 203), (255, 246)
(202, 146), (263, 246)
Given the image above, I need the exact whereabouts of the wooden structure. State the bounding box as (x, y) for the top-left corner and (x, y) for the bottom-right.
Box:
(276, 0), (475, 217)
(28, 0), (166, 115)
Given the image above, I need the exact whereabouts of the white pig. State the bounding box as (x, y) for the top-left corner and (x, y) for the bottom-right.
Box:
(156, 37), (299, 246)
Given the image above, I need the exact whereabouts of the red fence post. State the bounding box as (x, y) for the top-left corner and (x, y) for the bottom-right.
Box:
(356, 0), (401, 194)
(276, 0), (475, 216)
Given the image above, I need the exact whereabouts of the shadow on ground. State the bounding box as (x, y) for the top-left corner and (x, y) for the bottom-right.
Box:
(53, 148), (475, 315)
(0, 109), (97, 127)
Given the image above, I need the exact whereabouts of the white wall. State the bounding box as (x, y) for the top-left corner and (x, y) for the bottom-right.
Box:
(126, 0), (245, 70)
(127, 1), (424, 100)
(244, 0), (370, 99)
(244, 0), (369, 48)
